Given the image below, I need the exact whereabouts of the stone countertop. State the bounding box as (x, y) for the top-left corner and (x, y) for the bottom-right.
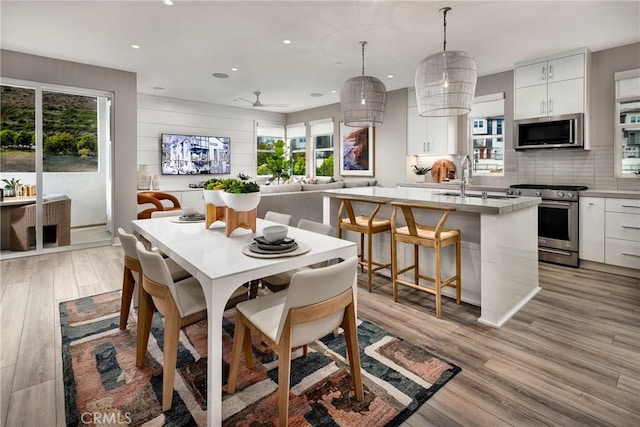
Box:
(398, 182), (508, 193)
(581, 189), (640, 199)
(323, 186), (540, 215)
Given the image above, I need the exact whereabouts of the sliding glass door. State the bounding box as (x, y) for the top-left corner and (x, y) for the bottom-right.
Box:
(0, 79), (113, 257)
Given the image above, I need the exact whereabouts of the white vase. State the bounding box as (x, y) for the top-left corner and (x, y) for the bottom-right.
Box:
(137, 165), (151, 190)
(220, 191), (261, 212)
(151, 175), (160, 190)
(203, 189), (226, 206)
(415, 174), (426, 183)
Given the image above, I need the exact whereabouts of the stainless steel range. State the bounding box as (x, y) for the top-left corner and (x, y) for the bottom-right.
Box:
(507, 184), (588, 267)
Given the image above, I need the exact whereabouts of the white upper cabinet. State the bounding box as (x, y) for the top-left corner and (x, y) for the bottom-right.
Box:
(514, 49), (590, 120)
(406, 88), (459, 155)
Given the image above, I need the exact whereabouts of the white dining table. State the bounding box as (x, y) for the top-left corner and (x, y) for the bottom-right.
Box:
(131, 217), (357, 426)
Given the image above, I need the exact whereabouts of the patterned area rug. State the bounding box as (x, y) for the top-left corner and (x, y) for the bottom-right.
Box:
(60, 291), (460, 426)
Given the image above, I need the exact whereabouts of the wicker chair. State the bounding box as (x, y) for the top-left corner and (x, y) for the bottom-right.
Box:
(9, 197), (71, 251)
(137, 192), (181, 219)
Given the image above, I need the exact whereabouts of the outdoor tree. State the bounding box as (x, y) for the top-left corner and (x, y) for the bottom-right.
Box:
(0, 129), (16, 148)
(45, 132), (77, 154)
(77, 133), (97, 155)
(317, 156), (334, 176)
(14, 131), (34, 149)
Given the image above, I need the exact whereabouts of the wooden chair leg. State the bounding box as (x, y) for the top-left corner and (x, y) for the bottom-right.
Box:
(161, 300), (181, 411)
(228, 314), (247, 393)
(277, 346), (292, 427)
(342, 303), (364, 400)
(366, 233), (373, 292)
(392, 238), (398, 302)
(435, 244), (442, 319)
(119, 267), (135, 330)
(359, 233), (365, 273)
(455, 237), (462, 304)
(414, 244), (419, 286)
(243, 324), (254, 369)
(136, 285), (154, 367)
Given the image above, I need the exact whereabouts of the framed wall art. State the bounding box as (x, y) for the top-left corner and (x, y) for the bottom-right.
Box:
(339, 123), (374, 176)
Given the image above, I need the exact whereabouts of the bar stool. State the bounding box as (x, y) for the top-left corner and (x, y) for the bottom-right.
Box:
(390, 202), (461, 319)
(337, 196), (391, 292)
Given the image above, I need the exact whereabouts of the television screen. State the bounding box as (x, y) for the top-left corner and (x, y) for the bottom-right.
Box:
(161, 133), (231, 175)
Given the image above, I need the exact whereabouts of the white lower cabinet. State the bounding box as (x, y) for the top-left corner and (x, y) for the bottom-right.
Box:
(580, 196), (640, 269)
(604, 198), (640, 269)
(579, 197), (605, 263)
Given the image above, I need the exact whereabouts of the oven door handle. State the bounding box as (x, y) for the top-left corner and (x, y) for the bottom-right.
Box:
(539, 248), (574, 256)
(540, 201), (573, 207)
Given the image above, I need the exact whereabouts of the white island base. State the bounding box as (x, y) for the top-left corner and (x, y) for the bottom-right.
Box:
(323, 187), (541, 328)
(477, 207), (540, 327)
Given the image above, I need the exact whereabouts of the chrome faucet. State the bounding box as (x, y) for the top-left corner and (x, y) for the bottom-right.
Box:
(460, 154), (472, 197)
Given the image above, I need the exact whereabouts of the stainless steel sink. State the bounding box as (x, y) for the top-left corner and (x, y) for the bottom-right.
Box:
(434, 192), (517, 200)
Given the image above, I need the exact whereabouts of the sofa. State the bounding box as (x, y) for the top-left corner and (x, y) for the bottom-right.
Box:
(257, 178), (377, 226)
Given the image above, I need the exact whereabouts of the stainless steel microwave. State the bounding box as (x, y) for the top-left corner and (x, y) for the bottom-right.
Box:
(514, 113), (583, 150)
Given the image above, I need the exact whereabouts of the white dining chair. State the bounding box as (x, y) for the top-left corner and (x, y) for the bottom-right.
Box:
(264, 210), (293, 226)
(261, 219), (333, 293)
(227, 256), (363, 427)
(116, 227), (191, 330)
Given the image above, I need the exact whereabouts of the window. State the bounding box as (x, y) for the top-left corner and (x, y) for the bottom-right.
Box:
(615, 69), (640, 177)
(286, 123), (306, 176)
(310, 119), (334, 177)
(468, 93), (505, 176)
(256, 122), (284, 176)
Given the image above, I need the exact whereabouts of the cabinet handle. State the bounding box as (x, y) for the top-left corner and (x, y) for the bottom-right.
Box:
(541, 65), (546, 81)
(588, 202), (595, 205)
(548, 65), (553, 80)
(621, 225), (640, 230)
(427, 142), (431, 152)
(540, 101), (546, 114)
(622, 252), (640, 258)
(548, 99), (553, 114)
(423, 142), (426, 152)
(621, 205), (640, 208)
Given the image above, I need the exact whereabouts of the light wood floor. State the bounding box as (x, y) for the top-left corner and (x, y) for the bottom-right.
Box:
(1, 245), (638, 426)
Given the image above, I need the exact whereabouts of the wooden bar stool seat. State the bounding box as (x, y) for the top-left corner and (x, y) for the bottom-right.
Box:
(337, 196), (391, 292)
(390, 202), (461, 319)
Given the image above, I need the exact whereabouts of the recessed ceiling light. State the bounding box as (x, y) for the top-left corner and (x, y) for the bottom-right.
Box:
(387, 74), (395, 79)
(330, 90), (337, 94)
(231, 67), (238, 72)
(310, 93), (323, 97)
(212, 73), (229, 79)
(283, 39), (292, 44)
(334, 62), (342, 66)
(153, 86), (165, 91)
(163, 0), (173, 5)
(131, 44), (141, 49)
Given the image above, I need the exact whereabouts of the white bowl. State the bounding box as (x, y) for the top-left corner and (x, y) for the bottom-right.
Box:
(202, 189), (225, 206)
(220, 191), (261, 212)
(262, 225), (288, 243)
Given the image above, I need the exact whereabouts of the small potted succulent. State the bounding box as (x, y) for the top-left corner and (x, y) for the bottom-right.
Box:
(411, 165), (432, 183)
(202, 178), (228, 206)
(219, 178), (261, 212)
(2, 178), (21, 197)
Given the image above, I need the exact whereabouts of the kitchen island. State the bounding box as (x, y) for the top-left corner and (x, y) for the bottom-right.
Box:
(322, 186), (541, 327)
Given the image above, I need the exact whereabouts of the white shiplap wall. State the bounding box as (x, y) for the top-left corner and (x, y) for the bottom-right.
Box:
(137, 94), (285, 190)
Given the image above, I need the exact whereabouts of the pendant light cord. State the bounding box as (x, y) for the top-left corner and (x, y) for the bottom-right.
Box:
(440, 7), (451, 52)
(360, 41), (367, 103)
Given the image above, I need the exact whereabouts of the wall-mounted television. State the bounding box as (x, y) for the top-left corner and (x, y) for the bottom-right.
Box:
(161, 133), (230, 175)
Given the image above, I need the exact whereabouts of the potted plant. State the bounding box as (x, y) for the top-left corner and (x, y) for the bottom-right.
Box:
(265, 140), (290, 185)
(411, 165), (432, 183)
(202, 178), (227, 206)
(2, 178), (21, 197)
(220, 178), (261, 212)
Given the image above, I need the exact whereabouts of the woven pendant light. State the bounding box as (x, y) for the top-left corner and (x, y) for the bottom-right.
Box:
(340, 41), (387, 127)
(415, 7), (477, 117)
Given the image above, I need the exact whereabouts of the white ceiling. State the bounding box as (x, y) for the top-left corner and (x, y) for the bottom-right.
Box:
(2, 0), (639, 113)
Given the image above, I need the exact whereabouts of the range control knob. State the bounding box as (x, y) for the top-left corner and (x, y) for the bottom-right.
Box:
(506, 189), (512, 195)
(535, 191), (542, 197)
(515, 190), (521, 195)
(567, 192), (574, 198)
(558, 192), (564, 197)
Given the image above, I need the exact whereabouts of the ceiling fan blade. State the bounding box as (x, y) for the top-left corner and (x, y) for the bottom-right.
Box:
(260, 104), (289, 107)
(237, 98), (255, 104)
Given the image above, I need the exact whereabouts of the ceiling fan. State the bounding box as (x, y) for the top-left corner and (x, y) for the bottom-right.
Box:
(238, 91), (288, 108)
